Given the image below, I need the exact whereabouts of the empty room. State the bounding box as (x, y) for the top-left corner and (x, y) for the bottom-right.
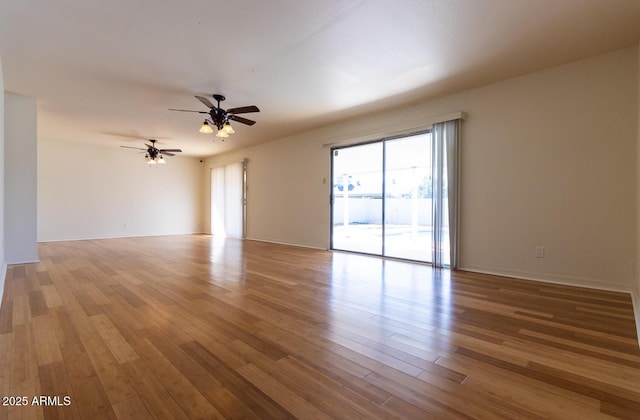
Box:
(1, 1), (640, 418)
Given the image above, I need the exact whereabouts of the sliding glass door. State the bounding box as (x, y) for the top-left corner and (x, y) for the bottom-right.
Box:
(331, 142), (383, 254)
(383, 134), (432, 261)
(331, 132), (432, 262)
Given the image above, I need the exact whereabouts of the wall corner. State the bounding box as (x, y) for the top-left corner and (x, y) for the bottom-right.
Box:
(635, 42), (640, 349)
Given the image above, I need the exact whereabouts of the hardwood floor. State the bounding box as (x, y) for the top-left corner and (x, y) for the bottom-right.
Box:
(0, 234), (639, 419)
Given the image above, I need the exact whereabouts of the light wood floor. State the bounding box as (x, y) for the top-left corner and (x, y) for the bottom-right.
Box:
(0, 235), (639, 419)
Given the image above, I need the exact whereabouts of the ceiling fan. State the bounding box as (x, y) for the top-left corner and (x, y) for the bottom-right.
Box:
(121, 139), (182, 165)
(169, 94), (260, 139)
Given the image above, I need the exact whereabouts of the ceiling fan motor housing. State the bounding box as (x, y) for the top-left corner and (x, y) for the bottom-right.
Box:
(210, 108), (228, 129)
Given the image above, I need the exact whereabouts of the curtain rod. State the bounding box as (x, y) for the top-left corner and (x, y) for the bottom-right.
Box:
(322, 111), (465, 148)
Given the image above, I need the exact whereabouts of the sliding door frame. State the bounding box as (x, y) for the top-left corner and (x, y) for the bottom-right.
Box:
(242, 158), (248, 239)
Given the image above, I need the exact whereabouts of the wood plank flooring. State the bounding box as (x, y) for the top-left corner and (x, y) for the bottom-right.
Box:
(0, 234), (639, 419)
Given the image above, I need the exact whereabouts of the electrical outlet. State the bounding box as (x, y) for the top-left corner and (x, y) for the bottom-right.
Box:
(535, 246), (544, 258)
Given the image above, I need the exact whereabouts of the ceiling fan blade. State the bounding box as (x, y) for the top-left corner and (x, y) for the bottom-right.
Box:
(195, 96), (215, 109)
(159, 149), (182, 153)
(227, 105), (260, 114)
(229, 115), (256, 126)
(120, 146), (146, 150)
(169, 108), (208, 114)
(161, 152), (175, 157)
(144, 143), (154, 149)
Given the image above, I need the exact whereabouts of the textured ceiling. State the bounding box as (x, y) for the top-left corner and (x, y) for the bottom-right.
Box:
(1, 0), (640, 156)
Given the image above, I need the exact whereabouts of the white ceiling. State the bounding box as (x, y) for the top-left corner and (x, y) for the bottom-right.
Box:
(1, 0), (640, 157)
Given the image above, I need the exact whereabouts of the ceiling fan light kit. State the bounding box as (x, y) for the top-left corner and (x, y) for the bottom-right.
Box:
(223, 123), (235, 134)
(199, 120), (214, 134)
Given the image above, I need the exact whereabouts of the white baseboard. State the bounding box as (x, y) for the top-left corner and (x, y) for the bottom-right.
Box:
(38, 231), (206, 243)
(5, 257), (40, 265)
(632, 286), (640, 350)
(244, 236), (328, 251)
(459, 265), (632, 294)
(0, 262), (6, 310)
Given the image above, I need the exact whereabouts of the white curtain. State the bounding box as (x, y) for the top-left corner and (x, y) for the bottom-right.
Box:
(211, 161), (245, 238)
(211, 167), (226, 236)
(432, 119), (460, 269)
(224, 162), (244, 238)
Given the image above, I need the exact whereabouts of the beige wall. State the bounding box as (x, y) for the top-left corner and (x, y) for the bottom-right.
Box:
(38, 140), (205, 241)
(0, 56), (5, 302)
(455, 46), (636, 291)
(635, 42), (640, 332)
(206, 46), (638, 292)
(5, 92), (38, 263)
